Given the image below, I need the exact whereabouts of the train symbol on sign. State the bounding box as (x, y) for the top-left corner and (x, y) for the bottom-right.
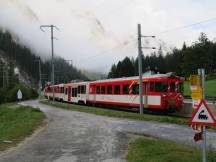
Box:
(190, 99), (216, 125)
(198, 110), (208, 120)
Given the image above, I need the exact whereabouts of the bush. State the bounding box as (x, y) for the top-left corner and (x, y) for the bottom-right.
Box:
(206, 74), (216, 81)
(0, 83), (38, 104)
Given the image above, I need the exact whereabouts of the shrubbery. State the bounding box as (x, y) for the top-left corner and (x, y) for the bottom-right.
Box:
(0, 83), (38, 104)
(206, 74), (216, 81)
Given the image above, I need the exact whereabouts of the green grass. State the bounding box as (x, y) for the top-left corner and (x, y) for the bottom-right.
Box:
(0, 104), (46, 151)
(126, 136), (216, 162)
(184, 79), (216, 96)
(205, 79), (216, 96)
(41, 100), (188, 125)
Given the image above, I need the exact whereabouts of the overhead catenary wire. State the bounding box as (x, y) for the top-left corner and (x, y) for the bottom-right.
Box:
(152, 17), (216, 36)
(65, 16), (216, 75)
(75, 39), (136, 63)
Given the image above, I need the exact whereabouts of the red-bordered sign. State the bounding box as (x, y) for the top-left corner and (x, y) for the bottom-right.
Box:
(189, 99), (216, 125)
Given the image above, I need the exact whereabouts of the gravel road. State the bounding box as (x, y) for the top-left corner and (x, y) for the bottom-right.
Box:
(0, 100), (216, 162)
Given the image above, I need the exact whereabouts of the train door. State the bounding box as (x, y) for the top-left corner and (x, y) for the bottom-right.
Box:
(77, 85), (86, 104)
(71, 87), (78, 103)
(68, 86), (71, 102)
(143, 82), (148, 108)
(64, 87), (68, 102)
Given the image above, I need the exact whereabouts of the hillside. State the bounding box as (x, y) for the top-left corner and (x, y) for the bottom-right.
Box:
(0, 30), (88, 89)
(108, 33), (216, 79)
(81, 69), (106, 80)
(184, 79), (216, 96)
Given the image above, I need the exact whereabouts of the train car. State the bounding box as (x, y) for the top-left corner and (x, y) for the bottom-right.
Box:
(63, 82), (89, 104)
(44, 82), (52, 99)
(44, 72), (184, 110)
(44, 83), (64, 101)
(88, 73), (184, 110)
(54, 84), (64, 101)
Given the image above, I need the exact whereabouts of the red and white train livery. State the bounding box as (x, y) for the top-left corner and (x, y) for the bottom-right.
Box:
(44, 73), (184, 110)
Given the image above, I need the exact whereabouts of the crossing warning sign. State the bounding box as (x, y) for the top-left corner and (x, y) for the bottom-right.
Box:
(190, 99), (216, 125)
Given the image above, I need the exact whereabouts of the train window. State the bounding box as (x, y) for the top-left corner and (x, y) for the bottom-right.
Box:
(74, 88), (78, 97)
(150, 82), (154, 92)
(132, 84), (139, 94)
(78, 86), (81, 94)
(72, 88), (75, 97)
(123, 85), (129, 94)
(96, 86), (100, 94)
(162, 82), (168, 92)
(170, 82), (175, 92)
(155, 82), (168, 92)
(81, 85), (86, 94)
(178, 83), (184, 93)
(114, 85), (120, 94)
(101, 86), (105, 94)
(65, 88), (68, 94)
(107, 86), (112, 94)
(62, 87), (64, 93)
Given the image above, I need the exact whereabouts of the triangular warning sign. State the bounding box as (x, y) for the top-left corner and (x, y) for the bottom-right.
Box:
(190, 99), (216, 125)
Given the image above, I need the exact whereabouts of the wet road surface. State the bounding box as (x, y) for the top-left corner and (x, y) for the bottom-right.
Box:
(0, 100), (216, 162)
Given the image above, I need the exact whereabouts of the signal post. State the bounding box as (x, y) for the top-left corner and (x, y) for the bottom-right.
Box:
(189, 69), (216, 162)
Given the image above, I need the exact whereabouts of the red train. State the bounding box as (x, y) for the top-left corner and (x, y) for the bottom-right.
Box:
(44, 73), (184, 110)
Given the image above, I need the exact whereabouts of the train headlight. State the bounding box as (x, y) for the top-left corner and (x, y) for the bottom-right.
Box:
(162, 94), (167, 98)
(178, 94), (183, 100)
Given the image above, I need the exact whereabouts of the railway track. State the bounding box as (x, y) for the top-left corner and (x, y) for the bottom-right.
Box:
(95, 99), (216, 118)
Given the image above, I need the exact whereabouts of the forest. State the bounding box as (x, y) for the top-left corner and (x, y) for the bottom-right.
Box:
(0, 30), (88, 88)
(0, 30), (88, 103)
(108, 33), (216, 79)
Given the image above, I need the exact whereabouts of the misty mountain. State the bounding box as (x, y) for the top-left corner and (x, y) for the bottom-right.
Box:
(0, 29), (88, 88)
(81, 69), (106, 80)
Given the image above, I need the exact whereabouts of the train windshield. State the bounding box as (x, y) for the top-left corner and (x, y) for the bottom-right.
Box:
(170, 82), (175, 92)
(178, 83), (184, 93)
(155, 82), (168, 92)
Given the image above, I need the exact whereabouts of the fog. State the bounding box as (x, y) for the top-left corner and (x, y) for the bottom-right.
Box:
(0, 0), (216, 72)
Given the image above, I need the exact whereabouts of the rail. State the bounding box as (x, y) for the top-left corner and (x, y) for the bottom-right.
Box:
(184, 96), (216, 105)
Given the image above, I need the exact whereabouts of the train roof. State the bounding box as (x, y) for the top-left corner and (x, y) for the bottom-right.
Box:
(49, 72), (183, 87)
(64, 81), (89, 86)
(90, 72), (182, 84)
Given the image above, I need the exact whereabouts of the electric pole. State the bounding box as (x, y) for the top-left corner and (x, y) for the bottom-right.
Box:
(137, 24), (155, 114)
(35, 58), (42, 97)
(138, 24), (143, 114)
(40, 25), (59, 101)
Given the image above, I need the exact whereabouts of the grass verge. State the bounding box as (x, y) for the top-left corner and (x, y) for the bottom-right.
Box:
(126, 136), (216, 162)
(41, 100), (188, 125)
(184, 79), (216, 96)
(0, 103), (46, 151)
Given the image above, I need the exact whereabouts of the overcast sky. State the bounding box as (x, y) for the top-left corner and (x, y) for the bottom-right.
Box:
(0, 0), (216, 73)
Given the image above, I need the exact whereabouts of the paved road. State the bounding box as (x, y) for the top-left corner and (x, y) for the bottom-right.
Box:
(1, 100), (216, 162)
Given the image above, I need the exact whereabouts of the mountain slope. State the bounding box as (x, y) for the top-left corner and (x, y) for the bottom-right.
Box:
(0, 30), (88, 89)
